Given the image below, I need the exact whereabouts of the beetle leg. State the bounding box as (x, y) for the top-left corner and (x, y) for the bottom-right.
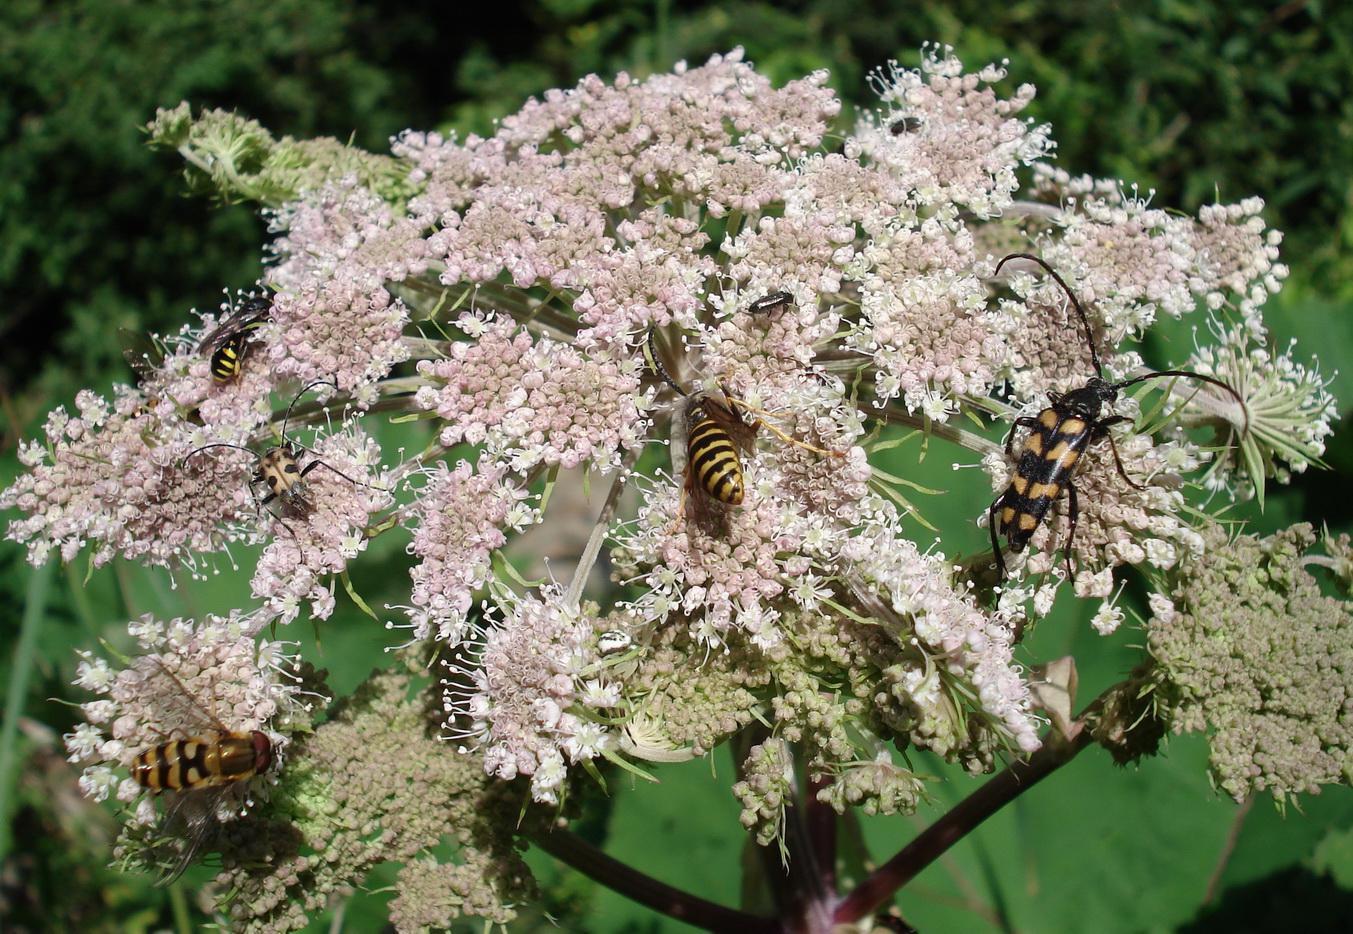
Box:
(1096, 418), (1148, 491)
(1062, 480), (1081, 579)
(989, 497), (1007, 579)
(1006, 416), (1040, 458)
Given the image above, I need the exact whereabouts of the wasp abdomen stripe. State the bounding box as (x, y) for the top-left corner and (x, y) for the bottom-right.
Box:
(210, 332), (255, 381)
(689, 420), (744, 504)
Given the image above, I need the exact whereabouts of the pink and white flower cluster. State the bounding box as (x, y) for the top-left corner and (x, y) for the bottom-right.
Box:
(12, 46), (1334, 831)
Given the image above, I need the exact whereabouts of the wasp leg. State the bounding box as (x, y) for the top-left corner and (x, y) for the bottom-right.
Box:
(666, 483), (690, 535)
(724, 395), (845, 459)
(750, 415), (843, 457)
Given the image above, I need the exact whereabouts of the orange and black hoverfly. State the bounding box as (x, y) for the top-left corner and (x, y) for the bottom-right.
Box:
(129, 658), (274, 884)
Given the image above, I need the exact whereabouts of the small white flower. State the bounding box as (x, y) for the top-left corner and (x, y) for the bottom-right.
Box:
(578, 678), (621, 708)
(77, 765), (119, 803)
(65, 723), (105, 762)
(74, 653), (115, 693)
(1091, 601), (1125, 636)
(530, 749), (568, 804)
(1147, 591), (1178, 626)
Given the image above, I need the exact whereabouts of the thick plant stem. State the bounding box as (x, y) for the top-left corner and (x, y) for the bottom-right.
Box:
(833, 724), (1095, 924)
(761, 766), (834, 934)
(528, 824), (782, 934)
(806, 772), (836, 894)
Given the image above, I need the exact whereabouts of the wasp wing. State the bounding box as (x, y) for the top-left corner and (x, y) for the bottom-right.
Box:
(198, 296), (273, 354)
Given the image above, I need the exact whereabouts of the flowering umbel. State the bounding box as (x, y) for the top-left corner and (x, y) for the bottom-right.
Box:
(7, 45), (1345, 933)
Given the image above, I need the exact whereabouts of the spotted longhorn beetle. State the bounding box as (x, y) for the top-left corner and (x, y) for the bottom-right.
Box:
(185, 379), (379, 527)
(988, 253), (1248, 580)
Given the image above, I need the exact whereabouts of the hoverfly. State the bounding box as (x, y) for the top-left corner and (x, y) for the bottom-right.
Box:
(643, 329), (841, 535)
(199, 295), (273, 384)
(889, 116), (923, 134)
(129, 658), (273, 885)
(988, 253), (1247, 579)
(185, 380), (379, 525)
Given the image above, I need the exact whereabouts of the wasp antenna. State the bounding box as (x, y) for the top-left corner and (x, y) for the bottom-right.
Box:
(995, 253), (1103, 378)
(1114, 369), (1250, 436)
(643, 329), (688, 397)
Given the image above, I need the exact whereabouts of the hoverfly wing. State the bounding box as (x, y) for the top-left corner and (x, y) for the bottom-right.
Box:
(148, 786), (222, 886)
(141, 657), (232, 735)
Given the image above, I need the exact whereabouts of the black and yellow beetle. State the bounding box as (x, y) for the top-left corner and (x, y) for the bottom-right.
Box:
(987, 253), (1247, 579)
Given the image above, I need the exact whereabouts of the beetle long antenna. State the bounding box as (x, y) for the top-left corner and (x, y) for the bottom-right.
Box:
(183, 442), (256, 464)
(299, 459), (387, 492)
(643, 329), (688, 397)
(995, 253), (1103, 378)
(280, 379), (342, 439)
(1113, 369), (1250, 436)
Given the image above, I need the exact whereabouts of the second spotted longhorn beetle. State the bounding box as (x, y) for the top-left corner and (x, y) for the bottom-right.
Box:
(988, 253), (1248, 580)
(185, 380), (380, 527)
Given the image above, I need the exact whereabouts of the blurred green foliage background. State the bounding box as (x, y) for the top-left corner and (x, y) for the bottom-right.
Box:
(2, 1), (1352, 932)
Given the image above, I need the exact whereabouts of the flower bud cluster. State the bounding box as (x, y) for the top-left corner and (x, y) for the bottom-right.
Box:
(215, 669), (534, 933)
(1146, 524), (1353, 803)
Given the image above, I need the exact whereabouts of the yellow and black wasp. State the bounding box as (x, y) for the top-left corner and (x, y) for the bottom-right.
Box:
(988, 253), (1247, 580)
(129, 658), (274, 884)
(643, 328), (840, 535)
(199, 295), (273, 384)
(185, 380), (377, 525)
